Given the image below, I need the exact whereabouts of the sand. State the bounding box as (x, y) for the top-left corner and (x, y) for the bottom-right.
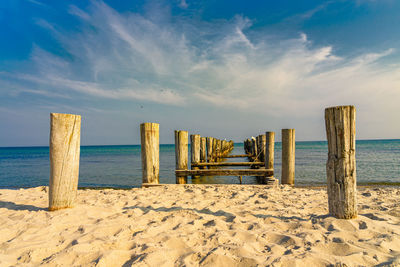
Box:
(0, 185), (400, 266)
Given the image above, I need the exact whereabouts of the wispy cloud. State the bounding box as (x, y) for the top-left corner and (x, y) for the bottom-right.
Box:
(2, 0), (400, 121)
(26, 0), (48, 7)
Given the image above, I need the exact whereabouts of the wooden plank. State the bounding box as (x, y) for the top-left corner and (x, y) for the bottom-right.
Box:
(191, 162), (264, 167)
(222, 154), (251, 158)
(175, 169), (274, 176)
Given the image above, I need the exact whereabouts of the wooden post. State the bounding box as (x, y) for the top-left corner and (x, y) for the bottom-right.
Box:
(140, 123), (159, 185)
(216, 139), (222, 160)
(281, 129), (295, 185)
(175, 130), (188, 184)
(206, 137), (214, 162)
(256, 135), (260, 160)
(259, 134), (266, 163)
(251, 137), (257, 159)
(265, 131), (277, 185)
(49, 113), (81, 211)
(265, 132), (275, 171)
(325, 105), (357, 219)
(200, 137), (206, 167)
(191, 134), (201, 177)
(212, 138), (217, 162)
(222, 140), (227, 155)
(244, 139), (250, 154)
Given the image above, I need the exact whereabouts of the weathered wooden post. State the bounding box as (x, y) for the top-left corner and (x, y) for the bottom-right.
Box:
(222, 140), (227, 155)
(206, 137), (214, 162)
(212, 138), (217, 161)
(191, 134), (201, 177)
(49, 113), (81, 211)
(259, 134), (266, 162)
(265, 131), (277, 185)
(281, 129), (295, 185)
(325, 105), (357, 219)
(251, 137), (257, 159)
(200, 137), (206, 167)
(216, 139), (222, 160)
(140, 123), (160, 186)
(244, 139), (250, 154)
(175, 130), (188, 184)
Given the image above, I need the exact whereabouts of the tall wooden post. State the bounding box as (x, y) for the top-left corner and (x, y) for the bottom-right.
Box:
(251, 137), (257, 159)
(212, 138), (217, 162)
(325, 105), (357, 219)
(140, 123), (159, 185)
(265, 132), (275, 171)
(200, 137), (206, 168)
(175, 130), (188, 184)
(206, 137), (214, 162)
(265, 131), (277, 185)
(244, 139), (250, 154)
(281, 129), (295, 185)
(259, 134), (266, 162)
(49, 113), (81, 211)
(216, 139), (222, 160)
(191, 134), (201, 177)
(222, 140), (227, 155)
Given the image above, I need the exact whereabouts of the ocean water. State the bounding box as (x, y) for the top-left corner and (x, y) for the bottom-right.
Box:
(0, 140), (399, 189)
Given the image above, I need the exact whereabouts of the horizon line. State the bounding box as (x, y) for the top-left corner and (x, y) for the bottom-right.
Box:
(1, 138), (399, 149)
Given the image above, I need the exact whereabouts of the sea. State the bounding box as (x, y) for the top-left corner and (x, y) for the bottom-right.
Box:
(0, 139), (399, 189)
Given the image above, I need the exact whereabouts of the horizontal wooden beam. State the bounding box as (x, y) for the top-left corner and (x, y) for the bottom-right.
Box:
(221, 154), (252, 158)
(175, 169), (273, 176)
(192, 162), (264, 167)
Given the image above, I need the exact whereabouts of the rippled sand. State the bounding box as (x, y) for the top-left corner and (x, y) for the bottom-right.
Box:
(1, 185), (400, 266)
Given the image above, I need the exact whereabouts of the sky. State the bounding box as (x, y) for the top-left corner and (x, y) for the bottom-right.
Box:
(1, 0), (399, 146)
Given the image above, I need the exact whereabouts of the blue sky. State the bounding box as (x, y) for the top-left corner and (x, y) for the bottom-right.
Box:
(1, 0), (399, 146)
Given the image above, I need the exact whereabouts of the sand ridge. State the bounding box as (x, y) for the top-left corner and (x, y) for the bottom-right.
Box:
(0, 185), (400, 266)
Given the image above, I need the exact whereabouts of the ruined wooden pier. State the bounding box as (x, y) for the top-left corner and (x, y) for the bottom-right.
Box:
(46, 105), (358, 220)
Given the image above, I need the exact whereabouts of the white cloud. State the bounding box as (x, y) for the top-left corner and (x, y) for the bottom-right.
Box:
(3, 0), (400, 125)
(178, 0), (188, 9)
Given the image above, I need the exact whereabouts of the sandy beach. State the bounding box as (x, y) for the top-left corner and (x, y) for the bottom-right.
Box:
(0, 185), (399, 266)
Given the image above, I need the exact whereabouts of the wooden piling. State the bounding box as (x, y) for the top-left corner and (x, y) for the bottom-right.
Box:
(251, 137), (257, 159)
(49, 113), (81, 211)
(281, 129), (295, 185)
(265, 131), (277, 185)
(191, 134), (201, 176)
(140, 123), (160, 185)
(216, 139), (222, 160)
(265, 132), (275, 171)
(259, 134), (266, 162)
(325, 105), (357, 219)
(212, 138), (217, 161)
(175, 130), (188, 184)
(206, 137), (214, 162)
(222, 140), (227, 156)
(200, 137), (206, 167)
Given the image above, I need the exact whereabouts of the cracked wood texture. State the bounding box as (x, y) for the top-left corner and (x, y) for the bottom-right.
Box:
(325, 105), (357, 219)
(49, 113), (81, 211)
(281, 129), (295, 185)
(140, 123), (159, 185)
(175, 130), (188, 184)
